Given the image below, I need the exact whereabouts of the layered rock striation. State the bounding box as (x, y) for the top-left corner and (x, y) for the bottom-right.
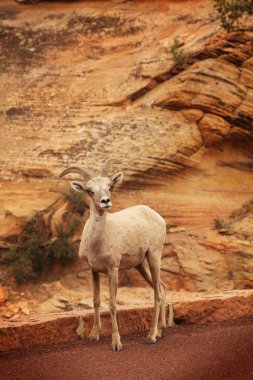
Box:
(0, 0), (252, 293)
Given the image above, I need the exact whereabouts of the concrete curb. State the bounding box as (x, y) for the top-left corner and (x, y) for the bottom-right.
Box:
(0, 290), (253, 352)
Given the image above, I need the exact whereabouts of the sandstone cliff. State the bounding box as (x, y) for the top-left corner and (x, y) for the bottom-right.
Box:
(0, 0), (252, 298)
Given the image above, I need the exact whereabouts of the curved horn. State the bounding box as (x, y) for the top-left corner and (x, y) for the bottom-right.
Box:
(101, 158), (122, 177)
(59, 166), (92, 181)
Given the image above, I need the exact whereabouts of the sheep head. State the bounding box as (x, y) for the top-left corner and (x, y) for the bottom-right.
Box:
(59, 159), (123, 212)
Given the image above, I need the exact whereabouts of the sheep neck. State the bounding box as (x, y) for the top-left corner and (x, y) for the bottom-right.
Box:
(89, 202), (107, 249)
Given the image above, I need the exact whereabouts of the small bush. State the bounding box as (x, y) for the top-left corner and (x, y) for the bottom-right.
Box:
(64, 188), (87, 216)
(214, 0), (253, 32)
(170, 36), (186, 66)
(4, 213), (80, 284)
(6, 230), (47, 284)
(213, 218), (232, 232)
(47, 219), (80, 266)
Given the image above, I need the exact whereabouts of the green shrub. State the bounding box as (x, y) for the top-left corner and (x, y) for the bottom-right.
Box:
(214, 0), (253, 31)
(64, 188), (87, 216)
(4, 213), (80, 284)
(6, 230), (47, 284)
(213, 218), (232, 231)
(3, 246), (30, 283)
(47, 219), (80, 266)
(170, 36), (186, 66)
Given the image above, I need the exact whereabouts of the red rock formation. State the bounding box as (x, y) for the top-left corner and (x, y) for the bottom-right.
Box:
(0, 0), (252, 295)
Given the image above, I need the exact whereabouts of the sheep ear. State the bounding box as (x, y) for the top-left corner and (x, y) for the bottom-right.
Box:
(70, 181), (86, 193)
(111, 172), (124, 188)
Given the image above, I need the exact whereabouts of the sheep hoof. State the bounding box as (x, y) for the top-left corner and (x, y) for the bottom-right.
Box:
(88, 333), (99, 342)
(112, 343), (122, 352)
(145, 337), (156, 344)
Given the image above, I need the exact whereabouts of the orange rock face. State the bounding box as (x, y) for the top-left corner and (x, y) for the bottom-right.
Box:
(0, 0), (253, 295)
(0, 286), (8, 305)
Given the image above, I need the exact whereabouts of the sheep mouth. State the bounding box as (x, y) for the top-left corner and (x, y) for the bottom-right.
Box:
(101, 204), (112, 209)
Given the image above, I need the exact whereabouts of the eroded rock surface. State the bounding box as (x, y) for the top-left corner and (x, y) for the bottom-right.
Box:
(0, 0), (253, 299)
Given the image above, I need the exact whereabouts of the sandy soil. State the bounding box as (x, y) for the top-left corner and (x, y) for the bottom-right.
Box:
(1, 317), (253, 380)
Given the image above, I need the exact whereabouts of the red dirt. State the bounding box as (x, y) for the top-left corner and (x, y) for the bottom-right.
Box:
(0, 317), (253, 380)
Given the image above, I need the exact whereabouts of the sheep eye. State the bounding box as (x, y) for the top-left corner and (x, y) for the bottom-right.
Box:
(87, 189), (94, 196)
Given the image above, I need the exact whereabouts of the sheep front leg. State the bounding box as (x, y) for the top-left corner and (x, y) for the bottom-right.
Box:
(89, 271), (101, 342)
(108, 267), (122, 352)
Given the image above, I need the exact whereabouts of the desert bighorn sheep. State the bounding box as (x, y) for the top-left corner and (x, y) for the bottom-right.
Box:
(59, 158), (168, 351)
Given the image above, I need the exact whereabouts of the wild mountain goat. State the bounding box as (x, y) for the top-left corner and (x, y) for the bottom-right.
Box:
(59, 158), (168, 351)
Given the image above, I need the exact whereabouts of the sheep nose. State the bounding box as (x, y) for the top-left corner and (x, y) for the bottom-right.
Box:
(100, 197), (112, 209)
(101, 197), (111, 205)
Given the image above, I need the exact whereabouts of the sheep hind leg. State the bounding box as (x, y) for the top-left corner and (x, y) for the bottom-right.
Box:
(136, 255), (166, 342)
(136, 258), (166, 338)
(157, 281), (167, 337)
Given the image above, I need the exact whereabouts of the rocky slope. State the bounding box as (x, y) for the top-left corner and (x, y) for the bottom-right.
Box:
(0, 0), (253, 311)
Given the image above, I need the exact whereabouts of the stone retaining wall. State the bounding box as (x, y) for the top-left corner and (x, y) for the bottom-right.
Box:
(1, 290), (252, 352)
